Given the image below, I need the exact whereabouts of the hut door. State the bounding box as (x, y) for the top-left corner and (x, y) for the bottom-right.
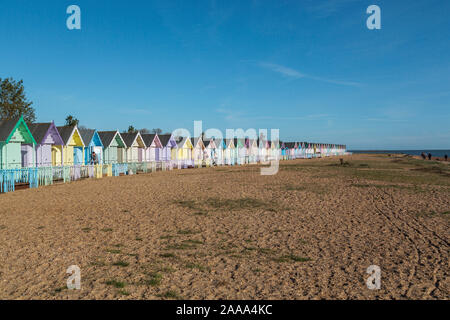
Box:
(52, 147), (57, 165)
(74, 147), (83, 165)
(117, 148), (123, 163)
(21, 149), (28, 167)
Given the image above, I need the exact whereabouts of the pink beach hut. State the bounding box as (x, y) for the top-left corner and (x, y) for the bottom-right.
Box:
(141, 133), (163, 162)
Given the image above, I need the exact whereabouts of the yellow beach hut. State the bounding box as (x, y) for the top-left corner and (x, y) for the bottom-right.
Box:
(190, 136), (205, 166)
(175, 136), (194, 167)
(55, 126), (85, 165)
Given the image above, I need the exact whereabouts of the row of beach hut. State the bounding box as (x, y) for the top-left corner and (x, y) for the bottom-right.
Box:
(0, 117), (348, 193)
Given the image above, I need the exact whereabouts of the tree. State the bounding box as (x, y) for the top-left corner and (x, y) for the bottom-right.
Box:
(151, 128), (162, 134)
(0, 78), (36, 122)
(139, 128), (150, 134)
(127, 125), (137, 133)
(65, 115), (79, 126)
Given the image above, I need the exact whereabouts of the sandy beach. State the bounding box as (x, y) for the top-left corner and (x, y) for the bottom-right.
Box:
(0, 154), (448, 300)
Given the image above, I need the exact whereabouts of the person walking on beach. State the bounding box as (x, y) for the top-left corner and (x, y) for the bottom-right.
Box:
(421, 152), (426, 160)
(428, 153), (432, 160)
(445, 154), (448, 161)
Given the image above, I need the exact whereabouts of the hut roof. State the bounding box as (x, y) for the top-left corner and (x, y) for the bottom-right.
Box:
(0, 119), (20, 142)
(56, 126), (78, 145)
(98, 131), (119, 147)
(27, 123), (52, 144)
(214, 138), (223, 146)
(175, 136), (189, 148)
(224, 138), (234, 147)
(120, 132), (143, 148)
(0, 117), (36, 144)
(284, 142), (295, 148)
(141, 133), (157, 147)
(190, 137), (203, 148)
(158, 134), (172, 147)
(233, 138), (245, 147)
(203, 139), (212, 148)
(79, 128), (96, 145)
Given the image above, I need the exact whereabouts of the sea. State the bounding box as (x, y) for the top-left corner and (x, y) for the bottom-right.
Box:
(350, 150), (450, 158)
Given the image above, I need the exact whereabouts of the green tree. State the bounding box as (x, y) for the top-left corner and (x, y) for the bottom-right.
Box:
(65, 115), (79, 126)
(0, 78), (36, 122)
(127, 125), (137, 133)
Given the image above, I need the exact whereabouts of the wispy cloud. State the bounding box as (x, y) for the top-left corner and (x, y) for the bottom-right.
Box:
(258, 62), (361, 87)
(258, 62), (305, 79)
(304, 0), (361, 18)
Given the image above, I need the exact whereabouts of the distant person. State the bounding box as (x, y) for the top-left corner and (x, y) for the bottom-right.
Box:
(91, 151), (97, 165)
(445, 154), (448, 162)
(428, 153), (432, 160)
(421, 152), (426, 160)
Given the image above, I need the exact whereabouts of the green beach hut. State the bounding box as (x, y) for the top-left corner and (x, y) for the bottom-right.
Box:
(98, 131), (126, 164)
(0, 116), (36, 169)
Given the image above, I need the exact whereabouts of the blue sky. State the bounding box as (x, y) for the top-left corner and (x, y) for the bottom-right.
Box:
(1, 0), (449, 149)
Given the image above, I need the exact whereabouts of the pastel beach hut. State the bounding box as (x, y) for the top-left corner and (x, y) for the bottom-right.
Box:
(256, 138), (265, 162)
(27, 122), (64, 167)
(267, 140), (276, 160)
(202, 138), (217, 166)
(290, 142), (298, 159)
(258, 138), (270, 162)
(158, 134), (178, 162)
(190, 137), (205, 167)
(211, 138), (224, 165)
(223, 138), (235, 165)
(98, 131), (126, 164)
(176, 136), (194, 168)
(324, 144), (330, 157)
(307, 142), (313, 158)
(284, 142), (294, 160)
(79, 129), (104, 165)
(279, 141), (286, 160)
(247, 138), (258, 163)
(0, 116), (36, 169)
(56, 126), (85, 165)
(233, 138), (246, 165)
(299, 142), (306, 158)
(270, 139), (280, 161)
(121, 132), (146, 163)
(244, 138), (252, 163)
(141, 133), (163, 162)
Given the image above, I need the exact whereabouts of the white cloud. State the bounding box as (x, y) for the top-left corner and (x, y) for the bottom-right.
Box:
(258, 62), (305, 79)
(258, 62), (361, 87)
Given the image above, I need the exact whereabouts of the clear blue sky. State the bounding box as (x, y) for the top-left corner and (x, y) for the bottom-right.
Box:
(1, 0), (449, 149)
